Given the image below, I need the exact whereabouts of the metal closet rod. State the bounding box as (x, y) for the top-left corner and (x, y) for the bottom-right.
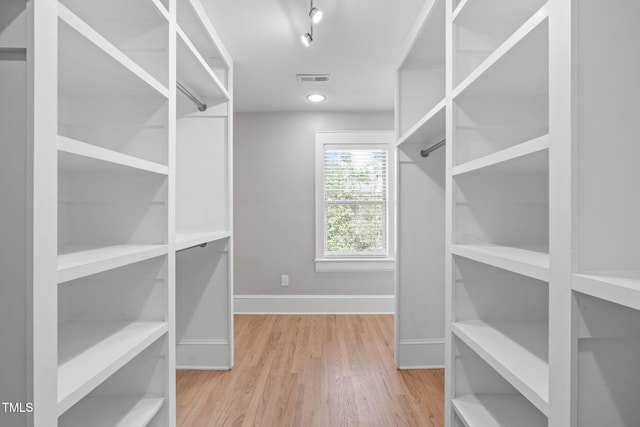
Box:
(420, 139), (445, 158)
(177, 242), (208, 252)
(177, 81), (207, 112)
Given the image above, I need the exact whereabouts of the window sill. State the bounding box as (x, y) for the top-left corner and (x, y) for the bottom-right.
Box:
(315, 258), (395, 273)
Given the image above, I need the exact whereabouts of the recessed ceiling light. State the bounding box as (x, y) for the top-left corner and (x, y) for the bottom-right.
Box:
(309, 7), (323, 24)
(307, 93), (326, 102)
(301, 32), (313, 47)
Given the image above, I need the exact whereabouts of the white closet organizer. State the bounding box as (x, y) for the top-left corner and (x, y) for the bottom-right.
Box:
(390, 0), (640, 425)
(175, 0), (234, 370)
(3, 0), (233, 424)
(567, 1), (640, 426)
(447, 1), (550, 425)
(394, 0), (446, 369)
(58, 0), (172, 424)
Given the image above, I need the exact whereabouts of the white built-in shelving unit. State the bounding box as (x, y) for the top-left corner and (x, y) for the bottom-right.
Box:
(397, 0), (640, 425)
(566, 1), (640, 426)
(448, 0), (551, 425)
(175, 0), (234, 371)
(2, 0), (233, 424)
(394, 0), (446, 369)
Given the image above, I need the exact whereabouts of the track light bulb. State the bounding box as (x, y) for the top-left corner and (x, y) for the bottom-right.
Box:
(309, 7), (323, 24)
(301, 32), (313, 47)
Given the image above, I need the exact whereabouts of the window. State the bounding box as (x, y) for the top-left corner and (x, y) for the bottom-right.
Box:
(315, 132), (395, 272)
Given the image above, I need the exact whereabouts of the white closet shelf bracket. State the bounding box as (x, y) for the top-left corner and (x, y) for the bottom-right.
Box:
(177, 81), (207, 112)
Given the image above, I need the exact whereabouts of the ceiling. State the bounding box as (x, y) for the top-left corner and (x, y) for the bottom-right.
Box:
(201, 0), (425, 112)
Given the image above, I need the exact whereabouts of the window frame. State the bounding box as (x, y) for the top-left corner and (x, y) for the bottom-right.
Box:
(315, 131), (395, 273)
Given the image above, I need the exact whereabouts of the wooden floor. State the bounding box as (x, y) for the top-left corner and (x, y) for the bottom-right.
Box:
(177, 315), (444, 427)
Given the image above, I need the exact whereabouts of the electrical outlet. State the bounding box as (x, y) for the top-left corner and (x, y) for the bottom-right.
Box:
(281, 274), (289, 287)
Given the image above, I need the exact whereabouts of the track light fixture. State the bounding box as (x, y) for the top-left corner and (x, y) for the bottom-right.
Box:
(301, 32), (313, 47)
(301, 0), (322, 46)
(309, 6), (323, 24)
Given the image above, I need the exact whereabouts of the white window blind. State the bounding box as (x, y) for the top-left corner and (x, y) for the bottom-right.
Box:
(323, 145), (387, 257)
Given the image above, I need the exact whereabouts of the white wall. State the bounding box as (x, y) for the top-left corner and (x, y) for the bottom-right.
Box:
(234, 112), (394, 296)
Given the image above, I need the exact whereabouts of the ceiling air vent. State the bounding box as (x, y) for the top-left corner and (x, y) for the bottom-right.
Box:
(296, 74), (331, 83)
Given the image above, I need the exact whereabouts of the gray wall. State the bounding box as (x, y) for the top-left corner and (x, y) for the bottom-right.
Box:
(234, 112), (394, 295)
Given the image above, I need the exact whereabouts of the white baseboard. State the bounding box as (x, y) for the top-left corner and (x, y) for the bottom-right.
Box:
(234, 294), (394, 314)
(176, 339), (231, 370)
(397, 339), (445, 369)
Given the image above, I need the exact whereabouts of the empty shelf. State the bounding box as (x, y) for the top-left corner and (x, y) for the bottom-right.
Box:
(177, 25), (229, 101)
(453, 4), (549, 99)
(177, 0), (231, 71)
(58, 4), (168, 98)
(176, 231), (231, 251)
(58, 321), (168, 415)
(453, 393), (547, 427)
(58, 245), (168, 283)
(452, 244), (549, 281)
(453, 320), (549, 415)
(60, 396), (164, 427)
(58, 136), (169, 175)
(573, 272), (640, 311)
(453, 134), (548, 175)
(397, 98), (446, 147)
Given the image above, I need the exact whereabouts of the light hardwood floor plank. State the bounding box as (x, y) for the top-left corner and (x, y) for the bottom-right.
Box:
(177, 315), (445, 427)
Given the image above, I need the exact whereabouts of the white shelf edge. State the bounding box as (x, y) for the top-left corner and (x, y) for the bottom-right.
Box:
(452, 3), (549, 99)
(451, 0), (469, 23)
(573, 272), (640, 311)
(452, 245), (549, 282)
(176, 25), (230, 101)
(58, 4), (169, 99)
(175, 231), (231, 251)
(452, 134), (549, 175)
(185, 0), (233, 70)
(396, 0), (443, 68)
(397, 98), (446, 146)
(149, 0), (170, 22)
(452, 321), (549, 416)
(452, 394), (547, 427)
(60, 396), (165, 427)
(57, 322), (168, 416)
(58, 136), (169, 175)
(58, 245), (168, 284)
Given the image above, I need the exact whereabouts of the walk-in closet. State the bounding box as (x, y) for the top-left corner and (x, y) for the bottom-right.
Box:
(2, 0), (639, 426)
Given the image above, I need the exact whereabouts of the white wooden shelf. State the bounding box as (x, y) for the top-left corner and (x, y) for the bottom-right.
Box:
(176, 231), (231, 251)
(397, 98), (446, 147)
(573, 272), (640, 311)
(177, 26), (230, 101)
(452, 394), (547, 427)
(61, 0), (169, 25)
(453, 134), (549, 175)
(452, 4), (549, 99)
(58, 321), (168, 415)
(452, 244), (549, 282)
(452, 320), (549, 415)
(58, 136), (169, 175)
(397, 0), (444, 70)
(58, 4), (169, 99)
(177, 0), (232, 72)
(451, 0), (469, 22)
(60, 396), (164, 427)
(58, 245), (168, 283)
(149, 0), (170, 21)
